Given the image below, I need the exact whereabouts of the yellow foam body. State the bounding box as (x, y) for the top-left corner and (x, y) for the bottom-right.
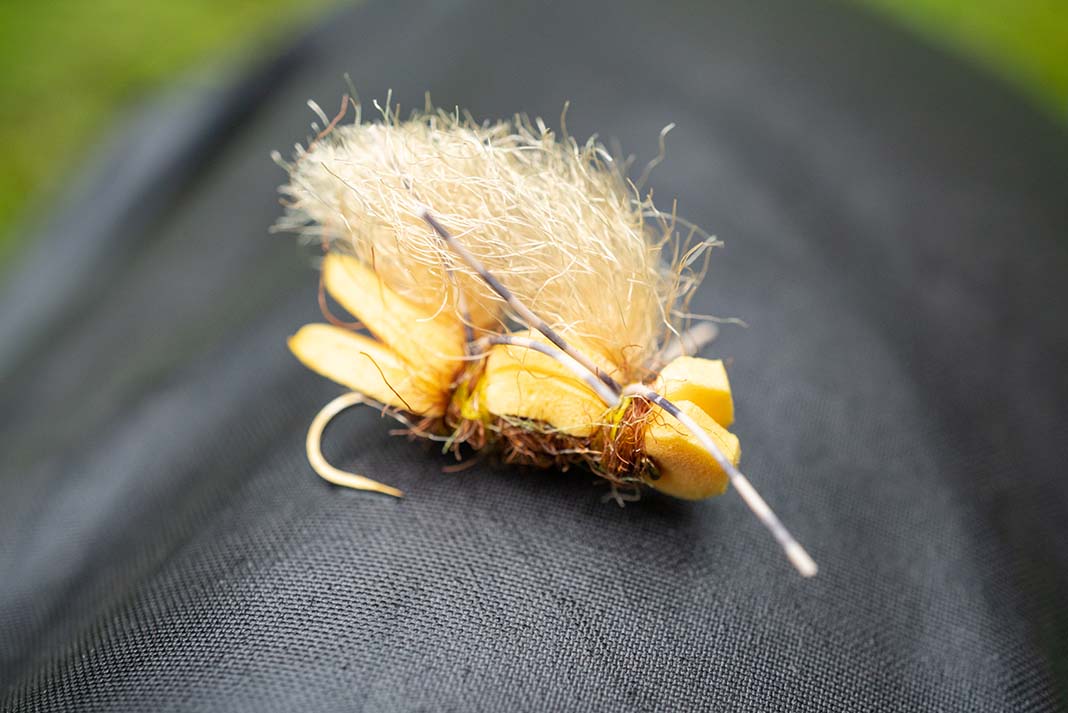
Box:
(289, 324), (447, 416)
(657, 356), (734, 427)
(477, 331), (613, 437)
(291, 259), (744, 501)
(643, 399), (740, 500)
(322, 254), (465, 389)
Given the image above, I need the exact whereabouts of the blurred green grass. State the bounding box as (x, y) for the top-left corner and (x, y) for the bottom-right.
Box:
(0, 0), (338, 266)
(859, 0), (1068, 113)
(0, 1), (1065, 268)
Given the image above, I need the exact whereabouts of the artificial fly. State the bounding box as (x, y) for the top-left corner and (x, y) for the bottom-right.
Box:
(274, 95), (817, 577)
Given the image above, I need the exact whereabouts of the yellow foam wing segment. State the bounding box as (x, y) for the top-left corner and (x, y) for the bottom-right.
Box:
(478, 333), (610, 437)
(657, 356), (734, 428)
(289, 324), (447, 417)
(643, 399), (740, 500)
(322, 253), (466, 388)
(491, 330), (623, 381)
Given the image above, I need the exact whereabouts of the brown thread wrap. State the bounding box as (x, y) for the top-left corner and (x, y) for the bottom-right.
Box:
(407, 349), (656, 489)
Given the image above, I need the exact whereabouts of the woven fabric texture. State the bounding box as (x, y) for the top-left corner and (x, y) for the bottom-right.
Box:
(2, 0), (1066, 710)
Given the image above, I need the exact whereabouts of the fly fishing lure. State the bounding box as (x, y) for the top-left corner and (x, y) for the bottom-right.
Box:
(275, 96), (817, 576)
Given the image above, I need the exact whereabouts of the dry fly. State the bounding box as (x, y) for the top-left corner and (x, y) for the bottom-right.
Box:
(273, 94), (817, 577)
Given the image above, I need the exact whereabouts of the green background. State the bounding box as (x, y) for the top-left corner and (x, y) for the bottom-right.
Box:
(0, 0), (1064, 268)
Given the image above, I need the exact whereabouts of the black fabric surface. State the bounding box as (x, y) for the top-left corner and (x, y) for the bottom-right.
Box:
(2, 0), (1067, 710)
